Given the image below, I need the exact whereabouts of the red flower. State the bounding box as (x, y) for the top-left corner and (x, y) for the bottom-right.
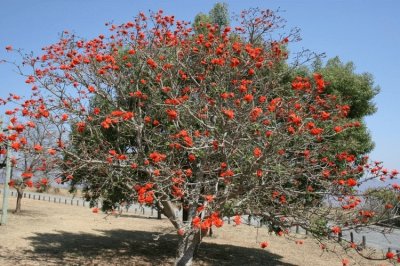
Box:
(76, 121), (86, 133)
(386, 251), (395, 259)
(11, 141), (21, 151)
(331, 226), (341, 235)
(230, 57), (240, 67)
(192, 217), (201, 228)
(34, 144), (43, 152)
(334, 126), (343, 133)
(188, 154), (196, 162)
(25, 180), (33, 188)
(243, 94), (254, 103)
(310, 127), (323, 135)
(222, 109), (234, 120)
(92, 207), (99, 213)
(234, 215), (241, 225)
(8, 180), (15, 187)
(48, 149), (57, 155)
(250, 107), (263, 121)
(147, 58), (157, 69)
(205, 195), (214, 202)
(166, 109), (178, 120)
(260, 241), (269, 248)
(149, 151), (167, 163)
(347, 178), (357, 187)
(21, 172), (33, 179)
(253, 147), (262, 158)
(40, 178), (48, 186)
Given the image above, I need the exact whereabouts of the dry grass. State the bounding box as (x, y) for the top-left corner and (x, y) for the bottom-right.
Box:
(0, 197), (392, 266)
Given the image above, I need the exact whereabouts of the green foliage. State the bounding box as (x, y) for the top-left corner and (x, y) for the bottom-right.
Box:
(193, 2), (229, 34)
(209, 2), (230, 29)
(312, 56), (379, 156)
(314, 56), (380, 119)
(193, 13), (211, 35)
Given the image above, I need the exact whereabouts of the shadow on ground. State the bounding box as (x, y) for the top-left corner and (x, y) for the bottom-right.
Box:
(12, 229), (295, 265)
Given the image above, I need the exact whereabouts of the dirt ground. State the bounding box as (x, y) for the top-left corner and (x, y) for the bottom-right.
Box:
(0, 197), (393, 266)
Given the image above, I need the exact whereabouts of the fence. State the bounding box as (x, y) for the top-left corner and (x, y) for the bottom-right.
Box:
(0, 189), (164, 219)
(1, 189), (399, 252)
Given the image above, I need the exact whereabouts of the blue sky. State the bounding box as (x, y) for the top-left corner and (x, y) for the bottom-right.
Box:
(0, 0), (399, 172)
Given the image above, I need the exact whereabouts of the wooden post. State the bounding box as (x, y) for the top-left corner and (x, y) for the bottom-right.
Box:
(338, 232), (342, 243)
(29, 194), (31, 199)
(33, 195), (36, 200)
(362, 236), (366, 248)
(38, 195), (40, 200)
(65, 199), (67, 204)
(350, 232), (354, 243)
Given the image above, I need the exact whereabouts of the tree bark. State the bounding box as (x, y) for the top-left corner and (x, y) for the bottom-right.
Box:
(14, 188), (23, 213)
(175, 230), (202, 266)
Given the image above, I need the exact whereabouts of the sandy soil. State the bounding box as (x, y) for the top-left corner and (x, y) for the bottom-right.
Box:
(0, 197), (393, 266)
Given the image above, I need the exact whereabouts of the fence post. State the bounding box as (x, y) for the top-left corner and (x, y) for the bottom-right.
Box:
(65, 199), (67, 204)
(23, 193), (26, 198)
(29, 194), (31, 199)
(362, 236), (366, 248)
(33, 195), (36, 200)
(338, 232), (342, 243)
(350, 232), (354, 243)
(38, 195), (41, 200)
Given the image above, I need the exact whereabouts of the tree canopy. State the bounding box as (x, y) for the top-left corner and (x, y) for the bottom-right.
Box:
(1, 8), (398, 266)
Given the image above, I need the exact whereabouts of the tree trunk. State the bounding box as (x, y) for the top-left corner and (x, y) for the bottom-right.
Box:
(175, 230), (202, 266)
(14, 188), (23, 213)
